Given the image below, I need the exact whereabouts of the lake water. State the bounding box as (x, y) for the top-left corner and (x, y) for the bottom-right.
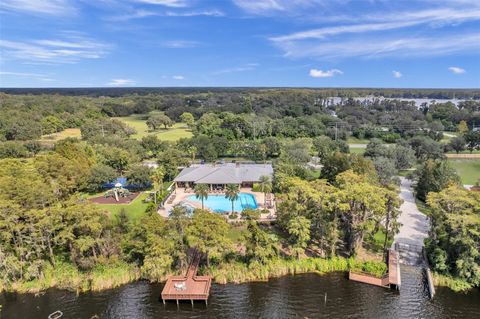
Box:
(327, 97), (469, 107)
(1, 266), (479, 319)
(187, 193), (257, 213)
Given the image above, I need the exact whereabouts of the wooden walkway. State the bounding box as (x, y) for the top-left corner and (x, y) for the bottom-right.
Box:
(388, 250), (401, 289)
(161, 250), (212, 305)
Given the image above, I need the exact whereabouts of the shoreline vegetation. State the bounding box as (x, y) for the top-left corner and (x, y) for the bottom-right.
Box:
(433, 272), (475, 293)
(2, 258), (472, 295)
(1, 257), (387, 295)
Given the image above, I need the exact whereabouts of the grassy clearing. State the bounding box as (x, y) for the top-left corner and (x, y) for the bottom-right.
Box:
(95, 192), (151, 221)
(114, 114), (192, 141)
(448, 159), (480, 184)
(347, 137), (371, 144)
(446, 150), (480, 154)
(349, 147), (365, 155)
(38, 128), (82, 145)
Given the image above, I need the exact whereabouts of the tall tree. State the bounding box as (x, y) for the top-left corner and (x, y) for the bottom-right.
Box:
(245, 220), (277, 263)
(415, 159), (460, 202)
(151, 166), (165, 205)
(180, 112), (195, 129)
(258, 175), (272, 207)
(287, 216), (311, 259)
(334, 170), (388, 256)
(225, 184), (240, 214)
(194, 184), (209, 210)
(186, 209), (231, 266)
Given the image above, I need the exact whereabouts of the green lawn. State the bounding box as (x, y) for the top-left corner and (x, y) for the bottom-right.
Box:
(349, 147), (365, 155)
(38, 128), (82, 145)
(446, 150), (480, 154)
(114, 114), (192, 141)
(448, 159), (480, 185)
(95, 192), (151, 221)
(347, 137), (371, 144)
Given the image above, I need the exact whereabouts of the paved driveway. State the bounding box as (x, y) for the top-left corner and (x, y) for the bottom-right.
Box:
(394, 177), (430, 247)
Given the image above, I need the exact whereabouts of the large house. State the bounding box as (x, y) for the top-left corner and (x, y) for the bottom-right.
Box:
(174, 163), (273, 190)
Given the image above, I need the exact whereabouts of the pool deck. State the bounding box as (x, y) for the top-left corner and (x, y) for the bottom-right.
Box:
(158, 187), (276, 220)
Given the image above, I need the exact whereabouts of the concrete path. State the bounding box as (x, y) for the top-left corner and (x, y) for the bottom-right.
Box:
(394, 177), (429, 248)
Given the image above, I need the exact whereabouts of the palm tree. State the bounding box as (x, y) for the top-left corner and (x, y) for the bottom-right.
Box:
(151, 166), (165, 205)
(262, 181), (272, 208)
(194, 184), (209, 210)
(258, 175), (272, 208)
(225, 184), (240, 214)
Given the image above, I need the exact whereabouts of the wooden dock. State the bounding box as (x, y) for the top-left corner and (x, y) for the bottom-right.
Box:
(161, 250), (212, 305)
(388, 249), (401, 289)
(349, 249), (401, 290)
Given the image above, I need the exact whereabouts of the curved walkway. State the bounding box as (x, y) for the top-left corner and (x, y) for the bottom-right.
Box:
(394, 177), (429, 247)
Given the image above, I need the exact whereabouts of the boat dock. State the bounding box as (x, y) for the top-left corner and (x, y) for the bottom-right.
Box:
(349, 249), (401, 290)
(161, 250), (212, 305)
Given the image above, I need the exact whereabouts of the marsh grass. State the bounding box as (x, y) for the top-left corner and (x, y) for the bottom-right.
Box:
(206, 257), (386, 284)
(6, 260), (140, 294)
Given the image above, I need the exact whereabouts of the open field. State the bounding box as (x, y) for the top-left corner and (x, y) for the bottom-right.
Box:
(448, 159), (480, 185)
(347, 137), (371, 144)
(114, 114), (192, 141)
(446, 150), (480, 155)
(38, 128), (82, 145)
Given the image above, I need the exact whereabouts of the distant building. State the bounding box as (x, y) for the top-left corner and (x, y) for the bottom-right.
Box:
(143, 161), (159, 169)
(174, 163), (273, 189)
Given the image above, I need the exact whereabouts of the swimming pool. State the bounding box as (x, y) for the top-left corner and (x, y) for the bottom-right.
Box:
(187, 192), (258, 213)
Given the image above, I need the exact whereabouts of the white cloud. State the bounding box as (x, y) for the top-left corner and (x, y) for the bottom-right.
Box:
(0, 71), (46, 77)
(107, 9), (158, 22)
(108, 79), (136, 86)
(0, 0), (76, 16)
(213, 63), (259, 75)
(392, 71), (402, 78)
(0, 34), (110, 63)
(233, 0), (284, 14)
(161, 40), (199, 48)
(233, 0), (331, 15)
(271, 7), (480, 42)
(268, 2), (480, 60)
(274, 33), (480, 59)
(135, 0), (188, 7)
(165, 10), (224, 17)
(271, 21), (419, 42)
(309, 68), (342, 78)
(0, 71), (56, 83)
(448, 66), (466, 74)
(172, 75), (184, 80)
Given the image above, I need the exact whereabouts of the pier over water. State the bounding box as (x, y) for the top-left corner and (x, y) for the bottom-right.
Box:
(161, 250), (212, 305)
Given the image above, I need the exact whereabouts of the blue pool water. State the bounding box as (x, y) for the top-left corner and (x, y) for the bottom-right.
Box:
(187, 192), (258, 213)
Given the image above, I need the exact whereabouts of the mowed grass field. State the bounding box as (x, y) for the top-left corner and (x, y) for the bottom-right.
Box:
(114, 114), (192, 141)
(38, 128), (82, 145)
(448, 159), (480, 185)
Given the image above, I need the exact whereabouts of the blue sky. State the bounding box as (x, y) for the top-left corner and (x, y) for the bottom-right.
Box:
(0, 0), (479, 88)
